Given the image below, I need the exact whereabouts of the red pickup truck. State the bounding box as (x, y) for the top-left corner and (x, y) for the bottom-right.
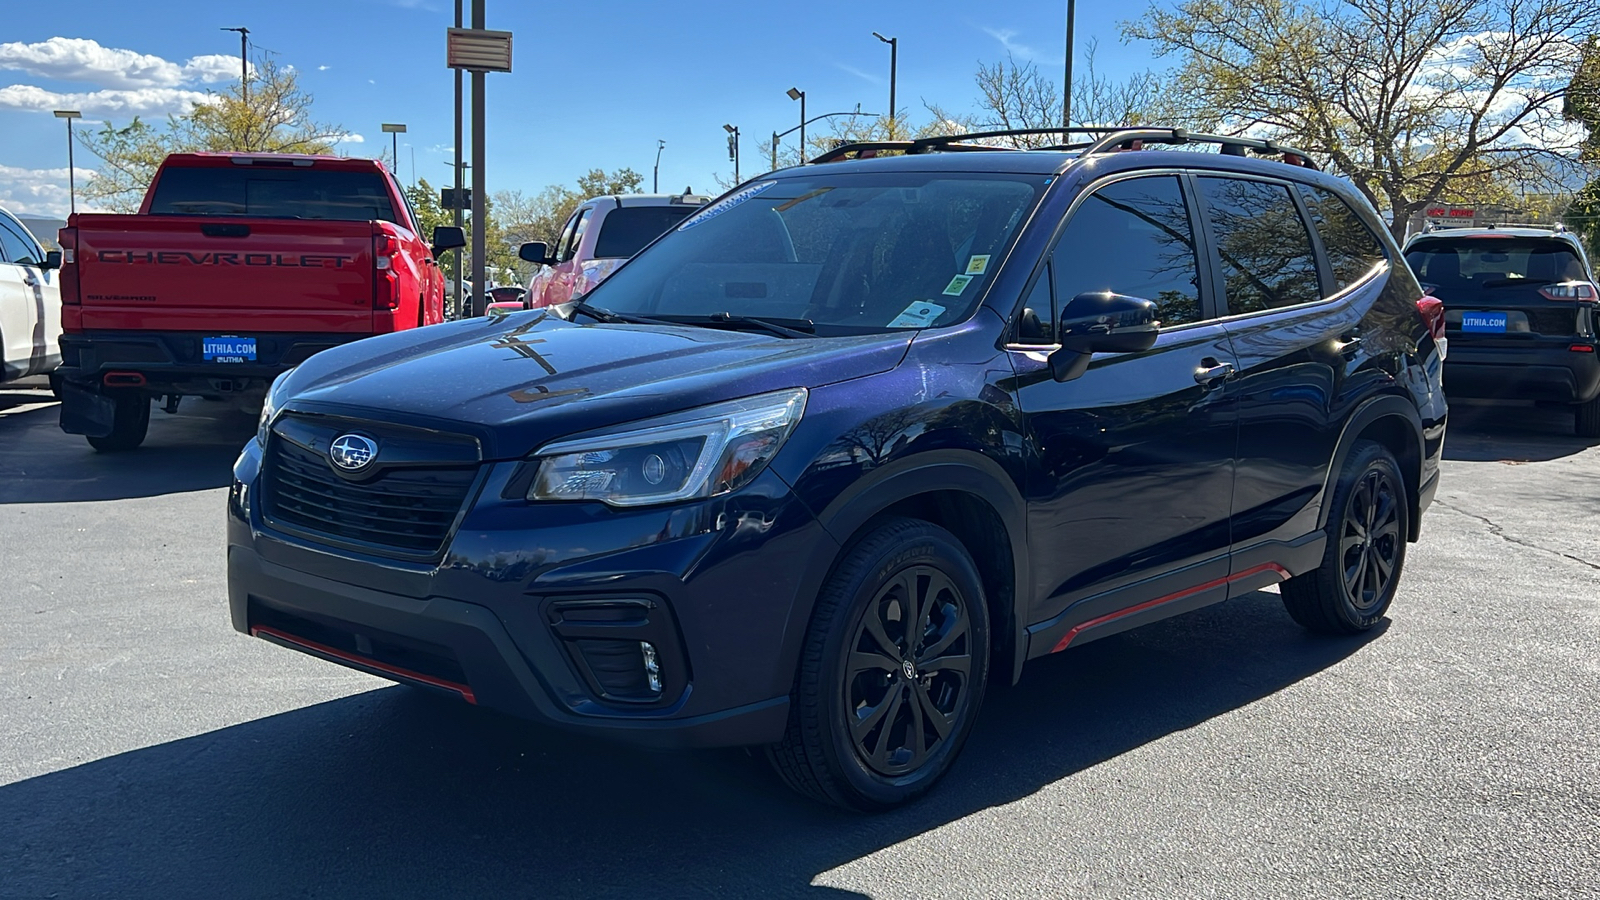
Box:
(54, 152), (464, 451)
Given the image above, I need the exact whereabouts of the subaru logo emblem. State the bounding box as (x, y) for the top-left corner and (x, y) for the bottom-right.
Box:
(328, 434), (378, 472)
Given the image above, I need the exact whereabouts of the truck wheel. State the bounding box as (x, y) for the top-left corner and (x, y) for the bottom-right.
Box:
(767, 518), (989, 811)
(87, 392), (150, 453)
(1576, 397), (1600, 438)
(1281, 440), (1407, 634)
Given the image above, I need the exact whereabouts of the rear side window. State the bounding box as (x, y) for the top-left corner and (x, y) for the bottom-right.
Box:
(593, 206), (697, 259)
(1052, 175), (1203, 328)
(148, 166), (397, 223)
(1198, 177), (1322, 314)
(1298, 185), (1387, 290)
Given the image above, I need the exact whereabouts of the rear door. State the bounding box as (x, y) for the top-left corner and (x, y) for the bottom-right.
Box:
(1012, 173), (1241, 650)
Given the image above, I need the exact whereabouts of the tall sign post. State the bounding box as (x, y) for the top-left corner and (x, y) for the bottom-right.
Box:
(53, 110), (81, 215)
(447, 10), (512, 317)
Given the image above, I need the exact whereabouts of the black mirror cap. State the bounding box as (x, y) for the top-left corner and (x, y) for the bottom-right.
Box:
(431, 226), (467, 256)
(518, 241), (551, 264)
(1048, 292), (1160, 382)
(41, 250), (62, 270)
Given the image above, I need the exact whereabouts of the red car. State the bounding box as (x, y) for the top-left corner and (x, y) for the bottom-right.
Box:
(54, 152), (463, 451)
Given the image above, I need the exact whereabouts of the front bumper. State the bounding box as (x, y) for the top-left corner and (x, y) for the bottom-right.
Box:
(227, 440), (834, 748)
(1444, 341), (1600, 403)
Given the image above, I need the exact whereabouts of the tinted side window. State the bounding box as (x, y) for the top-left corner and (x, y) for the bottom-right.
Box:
(1198, 177), (1321, 314)
(1298, 185), (1387, 290)
(0, 215), (40, 266)
(1053, 176), (1203, 327)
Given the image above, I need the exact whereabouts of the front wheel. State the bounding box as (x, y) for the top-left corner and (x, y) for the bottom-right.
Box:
(1281, 440), (1408, 633)
(86, 392), (150, 453)
(767, 518), (990, 811)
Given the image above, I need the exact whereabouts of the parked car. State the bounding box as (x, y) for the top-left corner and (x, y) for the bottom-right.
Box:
(520, 192), (709, 308)
(54, 152), (464, 451)
(0, 206), (62, 383)
(487, 286), (526, 306)
(1402, 225), (1599, 435)
(229, 129), (1445, 810)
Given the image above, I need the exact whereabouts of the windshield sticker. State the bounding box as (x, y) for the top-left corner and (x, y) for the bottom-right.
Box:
(888, 301), (947, 328)
(965, 255), (991, 275)
(677, 181), (779, 231)
(942, 274), (975, 296)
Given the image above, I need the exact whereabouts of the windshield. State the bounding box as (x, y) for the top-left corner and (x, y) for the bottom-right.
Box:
(578, 173), (1044, 334)
(1404, 237), (1588, 301)
(594, 206), (698, 259)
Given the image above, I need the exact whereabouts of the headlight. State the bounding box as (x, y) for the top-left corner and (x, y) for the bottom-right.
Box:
(528, 388), (808, 507)
(258, 367), (297, 445)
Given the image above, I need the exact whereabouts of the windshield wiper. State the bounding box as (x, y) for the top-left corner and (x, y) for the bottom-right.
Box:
(563, 300), (673, 326)
(651, 312), (815, 339)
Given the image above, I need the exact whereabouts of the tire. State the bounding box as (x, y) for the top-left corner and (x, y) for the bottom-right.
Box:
(1576, 397), (1600, 438)
(1281, 440), (1407, 634)
(767, 518), (990, 811)
(86, 392), (150, 453)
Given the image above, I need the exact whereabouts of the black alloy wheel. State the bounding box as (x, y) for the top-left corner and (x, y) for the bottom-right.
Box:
(768, 518), (990, 810)
(845, 565), (973, 777)
(1281, 440), (1408, 634)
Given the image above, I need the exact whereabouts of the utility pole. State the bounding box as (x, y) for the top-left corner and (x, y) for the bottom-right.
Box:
(453, 0), (464, 317)
(724, 124), (740, 184)
(1063, 0), (1076, 129)
(653, 139), (665, 193)
(771, 130), (778, 172)
(222, 27), (249, 103)
(873, 33), (897, 137)
(470, 0), (487, 313)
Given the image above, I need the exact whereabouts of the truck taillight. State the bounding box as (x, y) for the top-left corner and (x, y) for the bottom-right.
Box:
(373, 231), (400, 310)
(1417, 295), (1446, 360)
(1539, 281), (1599, 302)
(58, 226), (80, 306)
(374, 234), (398, 271)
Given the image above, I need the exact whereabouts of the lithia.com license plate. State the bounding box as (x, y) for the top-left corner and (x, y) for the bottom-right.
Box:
(203, 336), (257, 363)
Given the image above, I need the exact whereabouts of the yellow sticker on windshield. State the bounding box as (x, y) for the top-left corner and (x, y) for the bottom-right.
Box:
(965, 255), (990, 275)
(942, 274), (974, 296)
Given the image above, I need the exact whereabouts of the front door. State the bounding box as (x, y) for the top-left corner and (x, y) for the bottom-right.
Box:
(1011, 174), (1241, 653)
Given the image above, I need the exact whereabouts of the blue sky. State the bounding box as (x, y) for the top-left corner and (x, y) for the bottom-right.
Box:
(0, 0), (1162, 219)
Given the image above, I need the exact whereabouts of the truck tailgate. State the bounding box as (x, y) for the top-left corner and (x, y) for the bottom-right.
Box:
(73, 215), (376, 332)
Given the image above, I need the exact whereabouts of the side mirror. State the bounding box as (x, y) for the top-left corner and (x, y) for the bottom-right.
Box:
(431, 226), (466, 257)
(41, 250), (62, 271)
(1047, 291), (1160, 382)
(518, 241), (552, 265)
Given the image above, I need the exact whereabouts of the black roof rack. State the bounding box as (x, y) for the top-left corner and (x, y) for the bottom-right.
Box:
(809, 126), (1320, 170)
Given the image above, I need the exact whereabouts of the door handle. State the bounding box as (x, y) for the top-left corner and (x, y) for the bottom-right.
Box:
(1194, 359), (1236, 385)
(1337, 333), (1363, 357)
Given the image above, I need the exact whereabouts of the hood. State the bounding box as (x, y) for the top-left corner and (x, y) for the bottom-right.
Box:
(279, 311), (913, 459)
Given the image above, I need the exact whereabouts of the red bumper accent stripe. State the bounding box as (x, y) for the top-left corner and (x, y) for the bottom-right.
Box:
(251, 624), (477, 704)
(1052, 562), (1290, 653)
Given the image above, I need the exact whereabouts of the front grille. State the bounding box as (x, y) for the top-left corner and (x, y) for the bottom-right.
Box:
(262, 433), (478, 557)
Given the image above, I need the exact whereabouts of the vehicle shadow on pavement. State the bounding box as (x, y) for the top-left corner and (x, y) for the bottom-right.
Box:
(0, 591), (1382, 899)
(0, 400), (252, 504)
(1442, 400), (1599, 463)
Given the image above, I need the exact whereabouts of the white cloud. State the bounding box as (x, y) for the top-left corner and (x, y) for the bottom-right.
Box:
(340, 133), (366, 144)
(0, 37), (182, 88)
(182, 54), (245, 84)
(317, 65), (331, 71)
(0, 84), (214, 117)
(834, 63), (883, 86)
(982, 27), (1062, 65)
(0, 163), (97, 218)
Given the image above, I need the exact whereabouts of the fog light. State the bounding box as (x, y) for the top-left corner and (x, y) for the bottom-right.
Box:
(640, 641), (662, 694)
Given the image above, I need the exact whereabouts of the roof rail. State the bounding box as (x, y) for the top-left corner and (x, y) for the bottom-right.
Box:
(810, 126), (1320, 170)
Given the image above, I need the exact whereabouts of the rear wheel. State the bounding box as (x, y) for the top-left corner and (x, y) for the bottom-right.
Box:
(86, 391), (150, 453)
(1281, 441), (1407, 634)
(1575, 396), (1600, 438)
(767, 518), (990, 811)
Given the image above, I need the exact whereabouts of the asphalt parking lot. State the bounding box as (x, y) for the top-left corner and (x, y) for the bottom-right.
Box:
(2, 384), (1597, 899)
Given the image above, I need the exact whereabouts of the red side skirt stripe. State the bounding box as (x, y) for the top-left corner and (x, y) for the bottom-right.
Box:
(251, 624), (477, 703)
(1052, 562), (1291, 653)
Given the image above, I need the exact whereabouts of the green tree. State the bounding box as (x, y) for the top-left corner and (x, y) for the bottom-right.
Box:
(1566, 36), (1600, 256)
(1127, 0), (1600, 240)
(80, 55), (348, 211)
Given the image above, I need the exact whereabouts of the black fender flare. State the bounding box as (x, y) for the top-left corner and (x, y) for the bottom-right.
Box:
(777, 449), (1032, 689)
(1318, 392), (1426, 537)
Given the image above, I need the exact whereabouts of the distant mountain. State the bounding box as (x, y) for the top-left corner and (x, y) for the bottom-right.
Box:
(16, 216), (66, 249)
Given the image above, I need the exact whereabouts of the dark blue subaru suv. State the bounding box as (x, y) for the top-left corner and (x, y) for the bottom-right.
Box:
(228, 128), (1447, 810)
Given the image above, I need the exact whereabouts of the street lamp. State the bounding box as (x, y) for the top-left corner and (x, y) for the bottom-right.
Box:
(653, 139), (666, 193)
(1063, 0), (1076, 128)
(872, 32), (897, 138)
(381, 123), (406, 172)
(221, 27), (249, 103)
(786, 87), (806, 163)
(771, 107), (881, 172)
(723, 124), (741, 184)
(53, 111), (81, 215)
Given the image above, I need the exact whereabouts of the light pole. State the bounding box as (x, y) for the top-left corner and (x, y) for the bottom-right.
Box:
(381, 123), (406, 172)
(53, 110), (81, 215)
(221, 27), (249, 103)
(653, 139), (665, 193)
(786, 87), (806, 163)
(771, 108), (881, 171)
(873, 32), (897, 137)
(723, 124), (740, 184)
(1063, 0), (1076, 128)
